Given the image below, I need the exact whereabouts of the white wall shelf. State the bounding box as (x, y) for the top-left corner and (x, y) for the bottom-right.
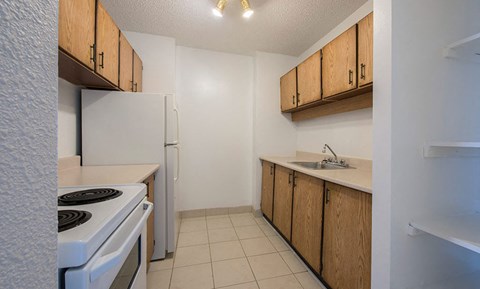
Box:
(408, 212), (480, 254)
(420, 270), (480, 289)
(423, 142), (480, 158)
(443, 32), (480, 63)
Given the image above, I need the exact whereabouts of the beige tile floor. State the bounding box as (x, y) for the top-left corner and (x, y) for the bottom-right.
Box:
(147, 212), (326, 289)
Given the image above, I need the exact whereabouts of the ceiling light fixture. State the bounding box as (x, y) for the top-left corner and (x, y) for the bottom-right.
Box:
(212, 0), (227, 17)
(240, 0), (254, 18)
(212, 0), (254, 18)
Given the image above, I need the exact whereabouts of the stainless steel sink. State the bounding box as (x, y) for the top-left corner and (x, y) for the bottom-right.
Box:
(289, 161), (354, 170)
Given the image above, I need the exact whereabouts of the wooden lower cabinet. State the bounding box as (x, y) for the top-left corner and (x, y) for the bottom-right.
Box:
(261, 161), (275, 221)
(143, 173), (155, 270)
(273, 165), (294, 241)
(291, 172), (324, 273)
(322, 182), (372, 289)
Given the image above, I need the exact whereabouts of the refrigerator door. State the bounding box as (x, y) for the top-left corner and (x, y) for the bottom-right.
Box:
(165, 144), (179, 252)
(81, 89), (167, 260)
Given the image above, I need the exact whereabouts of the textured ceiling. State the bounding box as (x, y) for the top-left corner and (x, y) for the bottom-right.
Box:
(102, 0), (368, 56)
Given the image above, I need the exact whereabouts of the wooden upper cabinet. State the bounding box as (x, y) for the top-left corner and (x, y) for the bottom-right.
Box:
(273, 165), (294, 241)
(59, 0), (96, 69)
(322, 25), (357, 98)
(297, 51), (321, 107)
(358, 13), (373, 86)
(280, 68), (297, 112)
(261, 161), (275, 222)
(322, 182), (372, 289)
(119, 33), (133, 91)
(291, 172), (324, 274)
(133, 51), (143, 92)
(96, 2), (119, 85)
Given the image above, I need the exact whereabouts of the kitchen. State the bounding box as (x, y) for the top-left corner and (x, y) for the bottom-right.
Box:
(1, 0), (480, 289)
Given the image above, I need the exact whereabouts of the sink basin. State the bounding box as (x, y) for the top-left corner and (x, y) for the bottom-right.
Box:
(289, 161), (354, 170)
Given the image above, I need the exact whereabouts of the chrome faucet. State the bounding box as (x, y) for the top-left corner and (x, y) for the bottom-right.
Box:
(322, 144), (338, 163)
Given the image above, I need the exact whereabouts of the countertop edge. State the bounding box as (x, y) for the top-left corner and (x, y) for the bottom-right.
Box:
(260, 156), (372, 194)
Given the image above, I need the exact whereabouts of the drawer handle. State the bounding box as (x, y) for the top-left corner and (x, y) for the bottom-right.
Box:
(360, 64), (366, 80)
(99, 52), (104, 69)
(90, 44), (95, 63)
(348, 69), (353, 85)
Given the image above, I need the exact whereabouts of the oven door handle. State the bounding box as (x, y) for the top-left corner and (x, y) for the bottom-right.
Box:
(89, 201), (153, 282)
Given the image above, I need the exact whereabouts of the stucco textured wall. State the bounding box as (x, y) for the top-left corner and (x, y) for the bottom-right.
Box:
(0, 0), (58, 288)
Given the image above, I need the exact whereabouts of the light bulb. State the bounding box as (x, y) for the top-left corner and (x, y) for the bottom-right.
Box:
(242, 9), (254, 18)
(212, 7), (223, 17)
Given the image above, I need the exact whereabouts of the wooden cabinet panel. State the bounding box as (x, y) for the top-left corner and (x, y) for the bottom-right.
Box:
(96, 2), (119, 85)
(322, 25), (357, 98)
(297, 51), (321, 107)
(119, 33), (133, 91)
(133, 51), (143, 92)
(59, 0), (96, 69)
(291, 173), (324, 273)
(261, 161), (275, 222)
(322, 182), (372, 289)
(280, 68), (297, 112)
(358, 13), (373, 86)
(144, 174), (155, 270)
(273, 166), (294, 241)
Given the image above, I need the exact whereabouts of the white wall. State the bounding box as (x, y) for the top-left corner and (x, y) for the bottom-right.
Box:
(58, 79), (81, 157)
(0, 0), (58, 288)
(375, 0), (480, 288)
(295, 1), (373, 159)
(252, 52), (298, 210)
(124, 31), (176, 93)
(176, 46), (254, 210)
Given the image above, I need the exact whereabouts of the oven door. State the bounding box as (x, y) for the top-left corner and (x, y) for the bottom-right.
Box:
(65, 198), (153, 289)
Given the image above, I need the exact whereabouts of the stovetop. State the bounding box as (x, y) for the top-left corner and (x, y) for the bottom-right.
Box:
(57, 183), (146, 269)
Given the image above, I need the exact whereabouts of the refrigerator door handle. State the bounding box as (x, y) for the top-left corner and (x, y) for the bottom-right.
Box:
(174, 146), (180, 182)
(173, 106), (180, 143)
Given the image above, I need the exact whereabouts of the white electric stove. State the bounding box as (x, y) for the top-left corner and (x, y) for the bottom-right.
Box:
(57, 184), (152, 289)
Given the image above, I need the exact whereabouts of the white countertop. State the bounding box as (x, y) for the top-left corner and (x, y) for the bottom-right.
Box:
(58, 162), (160, 187)
(260, 152), (372, 194)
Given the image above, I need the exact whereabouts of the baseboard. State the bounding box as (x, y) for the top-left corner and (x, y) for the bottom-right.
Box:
(180, 205), (254, 218)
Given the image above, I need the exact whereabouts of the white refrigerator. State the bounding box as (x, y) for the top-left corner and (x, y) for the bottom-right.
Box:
(81, 89), (180, 260)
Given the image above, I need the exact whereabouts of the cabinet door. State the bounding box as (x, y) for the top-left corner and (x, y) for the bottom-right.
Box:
(143, 174), (155, 269)
(322, 25), (357, 98)
(291, 173), (324, 273)
(358, 13), (373, 86)
(261, 161), (275, 222)
(133, 51), (143, 92)
(59, 0), (96, 69)
(322, 182), (372, 289)
(96, 2), (119, 85)
(280, 68), (297, 112)
(119, 33), (133, 91)
(297, 51), (321, 107)
(273, 166), (294, 241)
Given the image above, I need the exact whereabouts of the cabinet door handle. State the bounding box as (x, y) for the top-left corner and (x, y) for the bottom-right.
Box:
(348, 69), (353, 85)
(325, 188), (330, 204)
(292, 95), (295, 105)
(360, 64), (366, 80)
(270, 165), (273, 175)
(99, 52), (104, 69)
(293, 175), (297, 188)
(134, 83), (138, 92)
(90, 44), (95, 63)
(288, 173), (292, 184)
(130, 80), (134, 92)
